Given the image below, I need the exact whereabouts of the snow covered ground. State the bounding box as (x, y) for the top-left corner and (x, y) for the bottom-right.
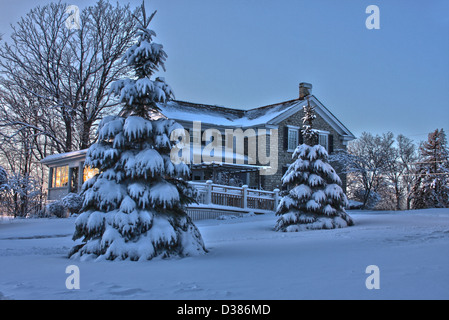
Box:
(0, 209), (448, 300)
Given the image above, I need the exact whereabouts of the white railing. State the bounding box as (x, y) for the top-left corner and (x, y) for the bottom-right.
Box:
(188, 180), (280, 213)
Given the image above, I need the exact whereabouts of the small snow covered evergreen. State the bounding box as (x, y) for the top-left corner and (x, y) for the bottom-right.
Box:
(275, 98), (353, 231)
(69, 4), (206, 261)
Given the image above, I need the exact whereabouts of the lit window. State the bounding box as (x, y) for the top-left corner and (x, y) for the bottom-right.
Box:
(288, 128), (299, 151)
(52, 166), (69, 188)
(83, 166), (99, 182)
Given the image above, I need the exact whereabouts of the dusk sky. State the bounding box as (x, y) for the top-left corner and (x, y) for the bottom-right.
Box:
(1, 0), (448, 142)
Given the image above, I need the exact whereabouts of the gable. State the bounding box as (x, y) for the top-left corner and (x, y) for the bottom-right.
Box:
(264, 96), (355, 139)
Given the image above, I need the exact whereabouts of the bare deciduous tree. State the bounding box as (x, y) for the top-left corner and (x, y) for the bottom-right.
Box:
(331, 132), (395, 209)
(0, 0), (142, 153)
(0, 1), (145, 216)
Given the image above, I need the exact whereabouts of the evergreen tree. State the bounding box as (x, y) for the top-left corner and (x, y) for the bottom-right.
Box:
(69, 3), (207, 261)
(275, 99), (353, 231)
(0, 166), (8, 202)
(411, 129), (449, 209)
(0, 165), (7, 188)
(301, 98), (318, 145)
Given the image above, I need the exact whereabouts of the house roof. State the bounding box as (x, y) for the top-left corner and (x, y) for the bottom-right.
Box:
(158, 100), (244, 127)
(41, 94), (355, 166)
(40, 149), (87, 166)
(158, 95), (355, 139)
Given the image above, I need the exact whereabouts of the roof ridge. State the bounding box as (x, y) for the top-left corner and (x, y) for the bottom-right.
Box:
(171, 100), (243, 113)
(244, 98), (301, 112)
(172, 98), (301, 114)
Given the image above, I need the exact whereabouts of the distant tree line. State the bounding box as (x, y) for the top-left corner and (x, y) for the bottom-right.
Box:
(331, 129), (449, 210)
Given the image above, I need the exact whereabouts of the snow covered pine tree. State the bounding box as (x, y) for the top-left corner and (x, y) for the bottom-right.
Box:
(69, 4), (206, 261)
(275, 99), (354, 231)
(411, 129), (449, 209)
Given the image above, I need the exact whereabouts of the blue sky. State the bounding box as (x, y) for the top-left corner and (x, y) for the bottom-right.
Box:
(1, 0), (448, 141)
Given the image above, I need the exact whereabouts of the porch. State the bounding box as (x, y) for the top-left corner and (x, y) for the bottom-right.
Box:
(186, 180), (280, 221)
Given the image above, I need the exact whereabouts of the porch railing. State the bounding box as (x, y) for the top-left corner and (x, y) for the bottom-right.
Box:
(188, 181), (280, 213)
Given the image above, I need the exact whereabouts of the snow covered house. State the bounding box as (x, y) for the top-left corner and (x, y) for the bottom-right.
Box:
(157, 82), (355, 190)
(41, 82), (355, 201)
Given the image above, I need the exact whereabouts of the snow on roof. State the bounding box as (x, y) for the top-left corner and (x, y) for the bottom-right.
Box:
(242, 99), (302, 127)
(158, 101), (244, 127)
(40, 149), (87, 165)
(159, 97), (355, 139)
(41, 95), (354, 165)
(157, 99), (303, 128)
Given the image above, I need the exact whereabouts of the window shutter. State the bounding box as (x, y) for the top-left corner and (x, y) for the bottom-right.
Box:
(329, 134), (334, 153)
(284, 127), (289, 150)
(298, 129), (303, 145)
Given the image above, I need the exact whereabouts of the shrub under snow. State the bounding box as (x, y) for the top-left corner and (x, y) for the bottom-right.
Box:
(61, 193), (83, 215)
(45, 201), (67, 218)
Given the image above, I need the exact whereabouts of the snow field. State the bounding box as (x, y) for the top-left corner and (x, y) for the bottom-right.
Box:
(0, 209), (448, 300)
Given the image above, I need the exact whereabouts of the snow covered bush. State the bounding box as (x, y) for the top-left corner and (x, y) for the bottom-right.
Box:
(0, 172), (43, 218)
(43, 194), (82, 218)
(69, 5), (206, 261)
(347, 200), (363, 210)
(46, 201), (67, 218)
(61, 193), (83, 215)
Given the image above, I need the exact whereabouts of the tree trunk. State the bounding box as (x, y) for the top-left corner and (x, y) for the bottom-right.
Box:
(80, 119), (94, 150)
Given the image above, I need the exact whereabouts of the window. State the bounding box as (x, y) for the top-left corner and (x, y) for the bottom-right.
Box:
(83, 166), (99, 182)
(287, 128), (299, 151)
(52, 166), (69, 188)
(318, 133), (329, 151)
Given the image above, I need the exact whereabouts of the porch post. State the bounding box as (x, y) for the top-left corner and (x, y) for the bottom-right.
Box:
(205, 180), (213, 205)
(67, 167), (73, 193)
(242, 185), (248, 209)
(273, 188), (280, 211)
(78, 162), (84, 193)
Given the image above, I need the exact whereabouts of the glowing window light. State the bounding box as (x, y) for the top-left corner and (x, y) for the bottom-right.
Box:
(83, 166), (99, 182)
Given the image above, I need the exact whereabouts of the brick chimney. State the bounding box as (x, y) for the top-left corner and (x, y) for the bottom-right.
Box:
(299, 82), (312, 100)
